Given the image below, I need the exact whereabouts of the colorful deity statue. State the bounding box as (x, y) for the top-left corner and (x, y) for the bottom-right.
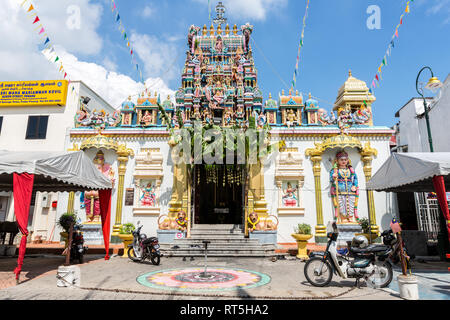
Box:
(84, 150), (115, 223)
(224, 108), (233, 126)
(215, 35), (224, 53)
(353, 104), (372, 125)
(193, 106), (202, 120)
(138, 182), (156, 207)
(141, 110), (153, 126)
(286, 109), (297, 128)
(282, 182), (298, 207)
(330, 151), (359, 224)
(337, 106), (353, 134)
(257, 111), (267, 129)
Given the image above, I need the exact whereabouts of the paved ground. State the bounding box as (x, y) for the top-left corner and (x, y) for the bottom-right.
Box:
(0, 254), (408, 301)
(1, 254), (448, 301)
(388, 262), (450, 300)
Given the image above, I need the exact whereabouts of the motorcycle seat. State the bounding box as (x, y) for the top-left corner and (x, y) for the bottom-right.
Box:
(350, 244), (390, 254)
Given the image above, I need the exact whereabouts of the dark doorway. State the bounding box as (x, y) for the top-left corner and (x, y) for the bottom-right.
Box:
(397, 192), (419, 231)
(193, 165), (245, 225)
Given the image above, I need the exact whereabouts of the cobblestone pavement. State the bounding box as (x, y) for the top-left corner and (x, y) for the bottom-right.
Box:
(0, 254), (406, 300)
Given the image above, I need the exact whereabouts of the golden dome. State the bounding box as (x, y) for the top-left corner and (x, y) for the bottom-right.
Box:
(334, 70), (375, 111)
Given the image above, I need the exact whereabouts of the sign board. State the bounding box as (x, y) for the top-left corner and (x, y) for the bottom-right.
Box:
(125, 188), (134, 206)
(0, 80), (68, 107)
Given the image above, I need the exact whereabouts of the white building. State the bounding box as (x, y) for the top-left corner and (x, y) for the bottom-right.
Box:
(393, 73), (450, 247)
(0, 80), (115, 242)
(395, 74), (450, 153)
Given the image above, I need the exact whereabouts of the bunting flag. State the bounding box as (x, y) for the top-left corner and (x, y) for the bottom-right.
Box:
(21, 2), (71, 82)
(291, 0), (310, 90)
(369, 0), (414, 94)
(110, 0), (144, 83)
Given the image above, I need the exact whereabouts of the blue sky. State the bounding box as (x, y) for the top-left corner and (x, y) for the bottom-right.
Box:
(1, 0), (449, 127)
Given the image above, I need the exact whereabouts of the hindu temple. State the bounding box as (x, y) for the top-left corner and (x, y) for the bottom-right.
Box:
(65, 3), (394, 255)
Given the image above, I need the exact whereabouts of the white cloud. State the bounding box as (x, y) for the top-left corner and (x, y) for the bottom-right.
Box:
(102, 56), (118, 72)
(418, 0), (450, 25)
(141, 5), (154, 18)
(0, 0), (176, 109)
(194, 0), (288, 21)
(131, 33), (181, 83)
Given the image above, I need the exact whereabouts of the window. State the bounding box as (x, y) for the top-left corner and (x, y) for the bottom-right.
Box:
(0, 116), (3, 134)
(25, 116), (49, 140)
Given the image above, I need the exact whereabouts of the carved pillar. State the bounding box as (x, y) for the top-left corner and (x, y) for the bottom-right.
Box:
(168, 157), (186, 219)
(112, 145), (134, 236)
(306, 144), (326, 241)
(66, 144), (80, 215)
(67, 192), (75, 213)
(312, 154), (326, 239)
(249, 159), (268, 217)
(361, 142), (379, 235)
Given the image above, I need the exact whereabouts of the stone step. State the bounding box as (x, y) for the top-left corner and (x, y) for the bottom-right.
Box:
(192, 224), (243, 230)
(180, 234), (247, 240)
(161, 244), (274, 250)
(160, 224), (275, 257)
(170, 239), (260, 245)
(189, 230), (245, 235)
(163, 252), (278, 257)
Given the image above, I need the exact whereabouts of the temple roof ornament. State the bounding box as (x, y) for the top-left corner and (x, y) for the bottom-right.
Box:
(334, 69), (375, 111)
(121, 96), (135, 111)
(265, 93), (278, 109)
(305, 93), (319, 109)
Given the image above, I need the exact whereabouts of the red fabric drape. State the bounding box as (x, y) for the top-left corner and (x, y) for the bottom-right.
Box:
(432, 175), (450, 245)
(98, 189), (112, 260)
(13, 173), (35, 280)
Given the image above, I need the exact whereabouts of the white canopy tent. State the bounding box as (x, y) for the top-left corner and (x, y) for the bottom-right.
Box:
(367, 152), (450, 247)
(366, 152), (450, 193)
(0, 151), (112, 192)
(0, 150), (113, 281)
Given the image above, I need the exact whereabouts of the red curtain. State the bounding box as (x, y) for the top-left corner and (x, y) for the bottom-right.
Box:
(13, 173), (35, 280)
(432, 175), (450, 245)
(98, 189), (112, 260)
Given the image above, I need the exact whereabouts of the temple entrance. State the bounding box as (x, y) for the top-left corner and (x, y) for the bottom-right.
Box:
(193, 165), (246, 225)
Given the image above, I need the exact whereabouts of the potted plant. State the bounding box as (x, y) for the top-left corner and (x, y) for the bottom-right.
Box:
(291, 223), (313, 260)
(118, 223), (135, 258)
(356, 218), (378, 241)
(58, 212), (78, 247)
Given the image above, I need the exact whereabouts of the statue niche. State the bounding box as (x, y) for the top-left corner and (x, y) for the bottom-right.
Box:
(330, 151), (359, 224)
(84, 150), (115, 223)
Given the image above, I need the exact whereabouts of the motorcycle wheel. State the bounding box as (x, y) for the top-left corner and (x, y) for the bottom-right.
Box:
(366, 261), (393, 288)
(150, 253), (161, 266)
(127, 247), (143, 262)
(304, 257), (333, 287)
(78, 255), (84, 264)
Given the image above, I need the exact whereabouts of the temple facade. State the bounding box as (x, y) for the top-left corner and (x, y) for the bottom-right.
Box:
(62, 14), (395, 246)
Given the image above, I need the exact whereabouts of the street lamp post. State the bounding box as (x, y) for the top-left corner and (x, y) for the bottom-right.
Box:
(415, 67), (448, 256)
(415, 66), (443, 152)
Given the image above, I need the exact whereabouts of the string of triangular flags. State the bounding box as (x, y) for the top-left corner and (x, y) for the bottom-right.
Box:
(291, 0), (310, 90)
(20, 0), (71, 82)
(110, 0), (145, 84)
(369, 0), (414, 95)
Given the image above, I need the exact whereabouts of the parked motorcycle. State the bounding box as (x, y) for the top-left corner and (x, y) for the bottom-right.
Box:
(127, 222), (162, 265)
(381, 229), (413, 270)
(70, 225), (88, 264)
(304, 223), (394, 288)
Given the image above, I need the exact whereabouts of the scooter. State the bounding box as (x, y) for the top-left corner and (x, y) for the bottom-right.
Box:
(70, 225), (88, 264)
(127, 222), (163, 265)
(304, 223), (394, 288)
